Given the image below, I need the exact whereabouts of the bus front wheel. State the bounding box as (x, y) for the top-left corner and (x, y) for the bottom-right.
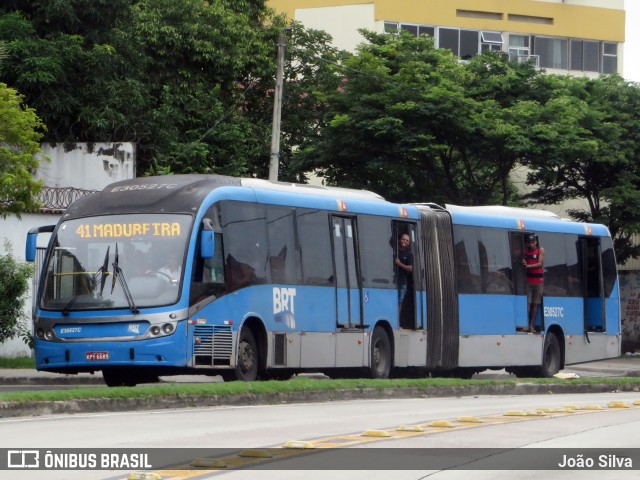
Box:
(369, 326), (391, 379)
(235, 328), (259, 381)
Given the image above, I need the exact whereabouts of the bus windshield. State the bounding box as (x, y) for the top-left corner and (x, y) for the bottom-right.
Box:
(40, 214), (193, 311)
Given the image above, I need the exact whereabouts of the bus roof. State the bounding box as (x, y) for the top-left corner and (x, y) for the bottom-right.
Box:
(445, 204), (610, 237)
(61, 175), (386, 219)
(446, 204), (563, 220)
(240, 178), (385, 201)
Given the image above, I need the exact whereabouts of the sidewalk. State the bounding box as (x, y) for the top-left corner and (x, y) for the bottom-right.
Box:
(1, 355), (639, 385)
(475, 354), (640, 379)
(561, 354), (640, 378)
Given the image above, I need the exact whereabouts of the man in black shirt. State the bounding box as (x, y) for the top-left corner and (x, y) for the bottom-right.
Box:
(395, 233), (413, 318)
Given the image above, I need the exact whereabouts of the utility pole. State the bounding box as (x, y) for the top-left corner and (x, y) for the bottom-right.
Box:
(269, 30), (287, 181)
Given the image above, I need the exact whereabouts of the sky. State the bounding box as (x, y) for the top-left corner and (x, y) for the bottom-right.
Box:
(624, 0), (640, 81)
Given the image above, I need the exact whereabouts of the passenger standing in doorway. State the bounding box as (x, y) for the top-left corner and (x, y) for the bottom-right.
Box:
(522, 233), (544, 333)
(395, 234), (414, 318)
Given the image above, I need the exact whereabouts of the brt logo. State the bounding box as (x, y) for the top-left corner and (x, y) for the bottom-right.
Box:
(273, 287), (296, 329)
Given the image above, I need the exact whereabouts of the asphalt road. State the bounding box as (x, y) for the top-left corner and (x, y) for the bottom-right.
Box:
(1, 391), (640, 480)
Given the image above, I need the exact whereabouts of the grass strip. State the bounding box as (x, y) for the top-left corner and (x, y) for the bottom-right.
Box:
(0, 356), (35, 369)
(2, 376), (640, 404)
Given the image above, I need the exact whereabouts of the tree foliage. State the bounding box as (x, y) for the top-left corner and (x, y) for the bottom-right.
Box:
(0, 1), (260, 175)
(519, 74), (640, 262)
(0, 1), (345, 179)
(293, 31), (640, 262)
(0, 241), (33, 345)
(294, 31), (540, 205)
(0, 82), (44, 218)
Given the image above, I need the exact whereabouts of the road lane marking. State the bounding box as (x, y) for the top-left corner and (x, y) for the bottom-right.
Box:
(120, 398), (640, 479)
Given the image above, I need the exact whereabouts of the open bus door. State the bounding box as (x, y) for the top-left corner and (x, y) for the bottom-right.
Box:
(580, 237), (606, 334)
(510, 231), (536, 331)
(393, 221), (418, 329)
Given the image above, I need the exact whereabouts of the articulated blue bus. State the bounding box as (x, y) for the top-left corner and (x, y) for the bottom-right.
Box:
(26, 175), (620, 385)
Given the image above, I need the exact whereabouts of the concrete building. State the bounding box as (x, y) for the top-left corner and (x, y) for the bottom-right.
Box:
(269, 0), (625, 78)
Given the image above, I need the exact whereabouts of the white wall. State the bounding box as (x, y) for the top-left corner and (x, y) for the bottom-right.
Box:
(0, 213), (59, 357)
(0, 142), (135, 358)
(296, 4), (376, 52)
(36, 143), (135, 189)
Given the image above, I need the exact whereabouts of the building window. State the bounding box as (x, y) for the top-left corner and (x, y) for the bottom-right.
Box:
(533, 36), (568, 69)
(419, 25), (435, 37)
(570, 40), (600, 72)
(401, 24), (418, 36)
(385, 22), (434, 38)
(384, 22), (398, 33)
(602, 42), (617, 73)
(538, 36), (617, 73)
(439, 28), (479, 59)
(481, 31), (503, 52)
(508, 34), (529, 61)
(384, 22), (617, 74)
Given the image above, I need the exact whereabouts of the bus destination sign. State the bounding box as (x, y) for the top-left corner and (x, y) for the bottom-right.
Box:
(74, 222), (182, 239)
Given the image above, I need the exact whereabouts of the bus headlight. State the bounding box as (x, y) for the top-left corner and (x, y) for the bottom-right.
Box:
(162, 323), (174, 335)
(36, 328), (44, 339)
(44, 330), (54, 341)
(150, 326), (161, 336)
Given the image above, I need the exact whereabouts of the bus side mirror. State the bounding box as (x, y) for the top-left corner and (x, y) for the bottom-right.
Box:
(25, 225), (55, 262)
(200, 230), (214, 259)
(200, 218), (215, 259)
(25, 233), (37, 262)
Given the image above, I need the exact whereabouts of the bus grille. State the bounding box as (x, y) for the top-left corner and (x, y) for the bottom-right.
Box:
(194, 325), (233, 366)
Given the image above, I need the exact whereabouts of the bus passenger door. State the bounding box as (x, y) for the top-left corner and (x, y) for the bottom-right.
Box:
(331, 216), (361, 328)
(510, 232), (529, 329)
(581, 237), (605, 333)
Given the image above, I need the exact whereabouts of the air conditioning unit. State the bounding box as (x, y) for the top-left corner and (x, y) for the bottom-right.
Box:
(517, 55), (540, 67)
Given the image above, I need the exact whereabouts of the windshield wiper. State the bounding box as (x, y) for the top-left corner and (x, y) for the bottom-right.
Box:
(98, 246), (110, 296)
(111, 243), (139, 314)
(62, 247), (110, 316)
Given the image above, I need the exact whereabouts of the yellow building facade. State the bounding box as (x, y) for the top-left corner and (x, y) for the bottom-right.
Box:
(268, 0), (625, 76)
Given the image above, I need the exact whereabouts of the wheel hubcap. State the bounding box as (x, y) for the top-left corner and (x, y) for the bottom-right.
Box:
(238, 341), (255, 373)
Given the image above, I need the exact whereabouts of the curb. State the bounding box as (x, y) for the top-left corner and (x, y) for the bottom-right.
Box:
(0, 376), (104, 386)
(2, 382), (640, 418)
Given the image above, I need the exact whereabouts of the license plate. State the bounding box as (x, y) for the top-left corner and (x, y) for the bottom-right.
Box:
(86, 351), (109, 361)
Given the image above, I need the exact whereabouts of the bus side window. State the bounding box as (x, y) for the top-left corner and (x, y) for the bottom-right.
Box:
(190, 232), (225, 305)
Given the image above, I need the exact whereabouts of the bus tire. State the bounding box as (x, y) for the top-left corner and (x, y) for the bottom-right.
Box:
(538, 333), (561, 378)
(369, 326), (391, 379)
(235, 328), (259, 381)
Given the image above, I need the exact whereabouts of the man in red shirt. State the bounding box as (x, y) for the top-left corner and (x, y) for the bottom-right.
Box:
(522, 234), (544, 333)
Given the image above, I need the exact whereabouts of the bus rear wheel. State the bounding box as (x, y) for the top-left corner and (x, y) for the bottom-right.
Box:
(538, 333), (561, 378)
(369, 326), (391, 379)
(235, 328), (259, 381)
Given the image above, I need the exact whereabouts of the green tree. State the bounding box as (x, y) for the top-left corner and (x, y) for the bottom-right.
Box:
(459, 53), (542, 205)
(0, 241), (33, 345)
(520, 74), (640, 263)
(294, 32), (542, 205)
(0, 1), (275, 175)
(294, 31), (468, 203)
(0, 1), (345, 179)
(276, 22), (349, 181)
(0, 82), (45, 217)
